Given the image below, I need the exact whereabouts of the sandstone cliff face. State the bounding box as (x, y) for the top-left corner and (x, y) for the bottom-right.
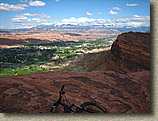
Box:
(109, 31), (150, 73)
(0, 71), (150, 113)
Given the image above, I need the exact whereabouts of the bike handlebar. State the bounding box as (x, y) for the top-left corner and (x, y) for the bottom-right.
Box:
(61, 85), (65, 92)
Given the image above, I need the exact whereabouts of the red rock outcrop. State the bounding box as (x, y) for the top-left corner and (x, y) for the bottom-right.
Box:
(0, 31), (151, 113)
(107, 31), (150, 73)
(60, 32), (150, 74)
(0, 70), (150, 113)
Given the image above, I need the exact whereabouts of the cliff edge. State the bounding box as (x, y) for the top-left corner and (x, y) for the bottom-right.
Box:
(107, 31), (150, 73)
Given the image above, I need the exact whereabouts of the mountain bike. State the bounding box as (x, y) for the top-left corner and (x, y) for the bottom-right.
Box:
(50, 84), (108, 113)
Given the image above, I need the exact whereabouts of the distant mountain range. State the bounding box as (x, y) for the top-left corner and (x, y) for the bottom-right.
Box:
(0, 23), (150, 33)
(32, 24), (150, 32)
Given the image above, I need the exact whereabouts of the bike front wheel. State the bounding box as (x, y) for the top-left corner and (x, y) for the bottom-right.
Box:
(78, 102), (108, 113)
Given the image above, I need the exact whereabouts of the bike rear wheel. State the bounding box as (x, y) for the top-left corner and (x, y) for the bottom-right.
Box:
(78, 102), (108, 113)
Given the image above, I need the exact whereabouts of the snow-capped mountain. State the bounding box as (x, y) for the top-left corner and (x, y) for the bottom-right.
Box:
(32, 23), (150, 32)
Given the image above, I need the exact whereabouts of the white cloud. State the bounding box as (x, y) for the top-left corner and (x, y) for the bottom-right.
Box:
(10, 13), (51, 26)
(98, 12), (103, 15)
(22, 23), (33, 27)
(29, 1), (46, 6)
(9, 15), (150, 29)
(0, 6), (10, 12)
(112, 7), (122, 11)
(131, 15), (150, 21)
(14, 13), (38, 19)
(0, 3), (28, 12)
(17, 4), (29, 7)
(58, 15), (150, 28)
(0, 25), (4, 28)
(78, 17), (95, 24)
(60, 17), (96, 26)
(38, 13), (51, 19)
(10, 16), (30, 23)
(112, 15), (150, 28)
(133, 15), (139, 17)
(41, 22), (54, 25)
(23, 13), (38, 16)
(86, 12), (93, 16)
(20, 0), (29, 3)
(10, 14), (51, 28)
(95, 19), (106, 25)
(58, 17), (104, 26)
(32, 18), (47, 23)
(126, 3), (138, 6)
(55, 0), (60, 2)
(62, 17), (78, 24)
(108, 10), (118, 15)
(16, 13), (50, 19)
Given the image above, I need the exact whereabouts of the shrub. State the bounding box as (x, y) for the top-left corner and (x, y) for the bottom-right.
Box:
(0, 69), (16, 77)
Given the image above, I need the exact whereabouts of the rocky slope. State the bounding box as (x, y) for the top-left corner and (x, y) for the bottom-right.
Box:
(0, 31), (150, 113)
(62, 48), (111, 72)
(0, 70), (150, 113)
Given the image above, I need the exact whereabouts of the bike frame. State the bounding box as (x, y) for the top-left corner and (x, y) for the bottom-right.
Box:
(50, 85), (92, 113)
(50, 85), (80, 113)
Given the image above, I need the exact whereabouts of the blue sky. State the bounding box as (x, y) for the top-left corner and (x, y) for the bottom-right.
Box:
(0, 0), (150, 29)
